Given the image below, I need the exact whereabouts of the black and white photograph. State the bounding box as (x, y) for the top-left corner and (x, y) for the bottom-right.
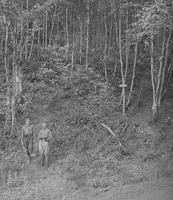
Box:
(0, 0), (173, 199)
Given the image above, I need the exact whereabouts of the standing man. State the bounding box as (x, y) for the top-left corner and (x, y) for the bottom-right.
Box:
(21, 118), (34, 161)
(37, 122), (52, 166)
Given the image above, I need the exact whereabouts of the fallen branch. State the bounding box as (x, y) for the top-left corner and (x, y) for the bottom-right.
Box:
(119, 122), (128, 136)
(78, 122), (128, 178)
(92, 136), (112, 158)
(100, 121), (125, 136)
(100, 123), (116, 136)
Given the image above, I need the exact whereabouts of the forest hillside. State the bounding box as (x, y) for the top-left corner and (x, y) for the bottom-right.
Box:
(0, 0), (173, 199)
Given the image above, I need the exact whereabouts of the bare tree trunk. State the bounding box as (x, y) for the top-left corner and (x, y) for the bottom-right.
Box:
(85, 0), (90, 69)
(38, 27), (41, 47)
(25, 0), (29, 60)
(45, 9), (48, 48)
(28, 30), (35, 61)
(4, 22), (11, 131)
(104, 12), (108, 82)
(108, 3), (113, 59)
(113, 9), (119, 76)
(71, 10), (75, 70)
(11, 29), (18, 135)
(0, 30), (4, 54)
(43, 23), (45, 48)
(49, 5), (56, 46)
(56, 5), (59, 40)
(126, 39), (138, 106)
(79, 16), (83, 65)
(125, 7), (130, 79)
(150, 35), (158, 121)
(119, 1), (126, 116)
(65, 6), (69, 60)
(158, 29), (172, 105)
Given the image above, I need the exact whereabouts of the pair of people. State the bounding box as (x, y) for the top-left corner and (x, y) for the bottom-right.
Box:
(21, 119), (52, 166)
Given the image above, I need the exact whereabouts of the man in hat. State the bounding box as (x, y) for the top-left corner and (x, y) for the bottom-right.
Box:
(21, 118), (34, 160)
(37, 122), (52, 166)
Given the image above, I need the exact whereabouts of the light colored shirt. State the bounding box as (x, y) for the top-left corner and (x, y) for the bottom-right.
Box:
(38, 128), (52, 140)
(22, 125), (33, 136)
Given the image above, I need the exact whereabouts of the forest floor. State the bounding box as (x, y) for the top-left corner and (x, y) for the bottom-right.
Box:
(1, 67), (173, 199)
(1, 103), (173, 199)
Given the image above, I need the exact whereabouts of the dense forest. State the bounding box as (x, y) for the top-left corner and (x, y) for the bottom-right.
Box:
(0, 0), (173, 199)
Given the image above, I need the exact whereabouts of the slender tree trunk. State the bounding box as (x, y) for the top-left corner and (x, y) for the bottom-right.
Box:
(113, 10), (119, 76)
(28, 30), (35, 61)
(25, 0), (29, 60)
(125, 7), (130, 79)
(45, 9), (48, 48)
(158, 29), (172, 105)
(79, 16), (83, 65)
(108, 6), (113, 59)
(49, 6), (56, 46)
(37, 27), (41, 55)
(18, 19), (24, 64)
(4, 22), (11, 131)
(11, 26), (18, 135)
(126, 39), (138, 106)
(119, 0), (126, 116)
(155, 27), (166, 107)
(150, 35), (158, 121)
(43, 23), (45, 48)
(56, 5), (59, 39)
(0, 31), (4, 54)
(85, 0), (90, 69)
(65, 6), (69, 60)
(71, 10), (75, 70)
(104, 12), (108, 82)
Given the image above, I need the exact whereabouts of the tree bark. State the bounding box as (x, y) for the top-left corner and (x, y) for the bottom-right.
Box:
(45, 9), (48, 48)
(4, 21), (11, 131)
(119, 1), (126, 116)
(104, 11), (108, 82)
(85, 0), (90, 69)
(79, 16), (83, 65)
(25, 0), (29, 60)
(126, 39), (138, 106)
(150, 35), (158, 121)
(113, 8), (119, 76)
(125, 7), (130, 79)
(49, 5), (56, 46)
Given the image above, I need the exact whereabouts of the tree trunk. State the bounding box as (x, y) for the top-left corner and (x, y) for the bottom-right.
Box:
(150, 35), (158, 121)
(71, 10), (75, 70)
(79, 16), (83, 65)
(25, 0), (29, 60)
(65, 6), (69, 60)
(126, 39), (138, 106)
(119, 1), (126, 116)
(158, 29), (172, 105)
(49, 5), (56, 46)
(37, 26), (40, 55)
(104, 12), (108, 82)
(113, 9), (119, 76)
(45, 9), (48, 48)
(4, 22), (11, 131)
(28, 29), (35, 61)
(11, 41), (17, 135)
(125, 7), (130, 79)
(85, 0), (90, 69)
(0, 30), (4, 54)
